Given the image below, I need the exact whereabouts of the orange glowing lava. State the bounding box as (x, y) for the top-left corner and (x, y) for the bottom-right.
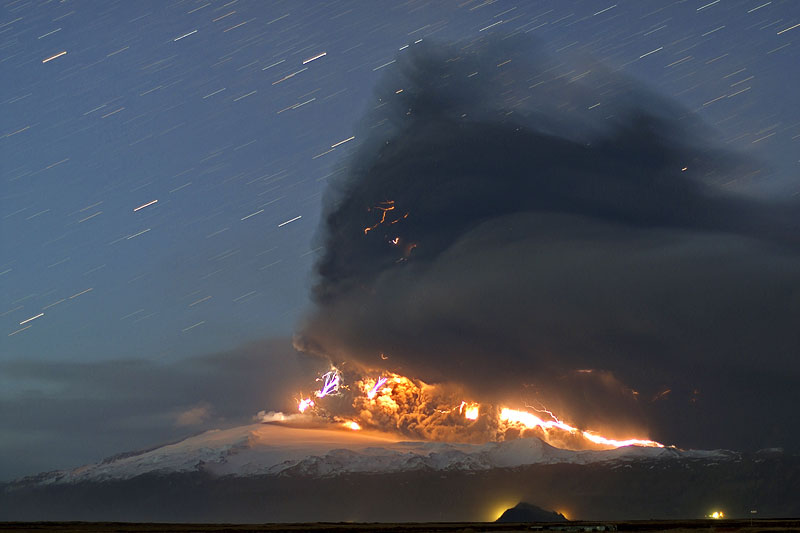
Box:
(297, 398), (315, 413)
(459, 401), (480, 420)
(500, 407), (663, 448)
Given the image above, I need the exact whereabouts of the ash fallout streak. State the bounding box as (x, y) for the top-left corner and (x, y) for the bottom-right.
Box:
(295, 37), (800, 452)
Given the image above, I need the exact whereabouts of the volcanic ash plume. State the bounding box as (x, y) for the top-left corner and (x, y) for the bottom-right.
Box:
(295, 36), (800, 451)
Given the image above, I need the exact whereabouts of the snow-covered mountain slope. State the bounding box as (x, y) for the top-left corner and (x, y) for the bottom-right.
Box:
(20, 422), (732, 486)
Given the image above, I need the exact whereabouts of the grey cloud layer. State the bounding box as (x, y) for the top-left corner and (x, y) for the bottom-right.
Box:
(0, 339), (319, 480)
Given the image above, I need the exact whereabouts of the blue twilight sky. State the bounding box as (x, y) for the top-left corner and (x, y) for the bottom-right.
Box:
(0, 0), (798, 480)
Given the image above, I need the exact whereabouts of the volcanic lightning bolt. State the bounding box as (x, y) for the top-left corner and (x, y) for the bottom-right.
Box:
(364, 200), (396, 235)
(296, 368), (343, 413)
(367, 376), (388, 399)
(315, 368), (341, 398)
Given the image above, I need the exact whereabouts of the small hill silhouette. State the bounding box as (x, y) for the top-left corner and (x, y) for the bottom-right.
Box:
(496, 502), (569, 523)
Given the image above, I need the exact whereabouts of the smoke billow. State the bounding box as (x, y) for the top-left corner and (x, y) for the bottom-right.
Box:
(296, 37), (800, 451)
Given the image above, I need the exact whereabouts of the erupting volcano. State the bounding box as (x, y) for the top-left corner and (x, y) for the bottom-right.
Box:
(290, 366), (663, 451)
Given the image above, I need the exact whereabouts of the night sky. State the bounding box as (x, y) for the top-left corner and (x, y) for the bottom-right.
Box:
(1, 0), (798, 481)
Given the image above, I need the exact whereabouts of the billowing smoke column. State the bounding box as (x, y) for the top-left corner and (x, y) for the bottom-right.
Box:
(296, 36), (800, 451)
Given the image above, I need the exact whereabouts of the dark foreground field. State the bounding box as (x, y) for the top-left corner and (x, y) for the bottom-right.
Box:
(1, 520), (799, 533)
(4, 454), (800, 523)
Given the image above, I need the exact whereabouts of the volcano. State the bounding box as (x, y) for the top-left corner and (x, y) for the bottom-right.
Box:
(2, 422), (798, 523)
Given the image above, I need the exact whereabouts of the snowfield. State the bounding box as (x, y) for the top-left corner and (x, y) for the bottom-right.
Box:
(22, 422), (733, 485)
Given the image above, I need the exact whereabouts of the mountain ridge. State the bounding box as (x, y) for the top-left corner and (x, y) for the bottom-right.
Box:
(7, 422), (734, 488)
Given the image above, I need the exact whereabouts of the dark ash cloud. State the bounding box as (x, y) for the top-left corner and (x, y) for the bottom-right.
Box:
(297, 37), (800, 451)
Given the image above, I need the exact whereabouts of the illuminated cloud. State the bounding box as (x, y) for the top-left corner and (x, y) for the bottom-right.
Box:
(175, 404), (211, 427)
